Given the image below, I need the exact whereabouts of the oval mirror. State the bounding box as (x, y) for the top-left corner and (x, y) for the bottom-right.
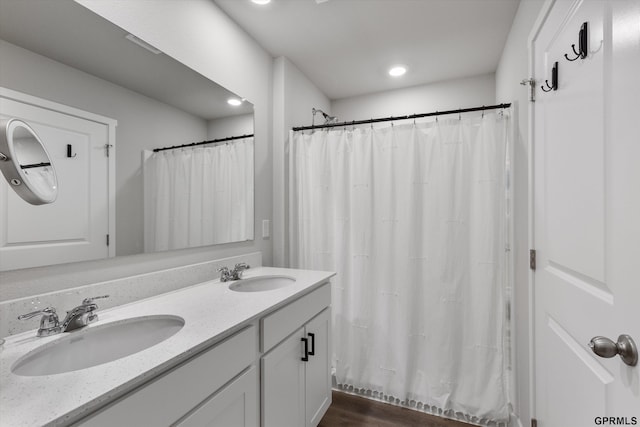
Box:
(0, 118), (58, 205)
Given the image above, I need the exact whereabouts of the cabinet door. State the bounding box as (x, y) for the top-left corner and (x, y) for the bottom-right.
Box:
(176, 366), (258, 427)
(304, 308), (332, 427)
(261, 327), (305, 427)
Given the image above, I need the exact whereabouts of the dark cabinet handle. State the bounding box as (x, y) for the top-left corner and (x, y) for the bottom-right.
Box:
(308, 333), (315, 356)
(301, 337), (309, 362)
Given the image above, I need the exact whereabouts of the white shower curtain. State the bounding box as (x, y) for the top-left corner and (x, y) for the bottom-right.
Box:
(144, 138), (253, 252)
(289, 114), (510, 424)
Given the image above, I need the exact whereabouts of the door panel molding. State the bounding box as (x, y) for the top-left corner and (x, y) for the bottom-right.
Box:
(546, 262), (613, 304)
(547, 316), (614, 384)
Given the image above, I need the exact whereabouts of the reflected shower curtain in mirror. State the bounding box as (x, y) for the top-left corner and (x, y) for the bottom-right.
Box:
(143, 138), (253, 252)
(289, 114), (510, 424)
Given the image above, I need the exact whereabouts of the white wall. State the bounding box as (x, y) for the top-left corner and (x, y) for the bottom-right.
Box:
(495, 0), (546, 425)
(272, 56), (331, 267)
(331, 73), (496, 123)
(207, 114), (254, 140)
(0, 39), (209, 257)
(0, 0), (274, 301)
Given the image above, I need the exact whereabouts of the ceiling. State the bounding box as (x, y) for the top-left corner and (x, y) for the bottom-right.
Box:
(0, 0), (253, 120)
(215, 0), (520, 100)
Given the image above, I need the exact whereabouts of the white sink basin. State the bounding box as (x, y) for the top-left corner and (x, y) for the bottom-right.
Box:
(12, 315), (184, 376)
(229, 275), (295, 292)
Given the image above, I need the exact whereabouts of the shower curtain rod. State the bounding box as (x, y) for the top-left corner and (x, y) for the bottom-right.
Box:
(292, 103), (511, 131)
(152, 133), (254, 152)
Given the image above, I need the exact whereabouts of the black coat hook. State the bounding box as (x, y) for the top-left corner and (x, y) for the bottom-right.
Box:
(67, 144), (77, 158)
(541, 62), (558, 92)
(564, 22), (588, 61)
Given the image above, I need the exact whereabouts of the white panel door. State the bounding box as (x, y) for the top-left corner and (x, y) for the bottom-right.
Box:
(0, 92), (113, 270)
(532, 1), (640, 426)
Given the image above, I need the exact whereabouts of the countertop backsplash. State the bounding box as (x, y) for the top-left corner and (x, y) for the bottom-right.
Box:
(0, 252), (262, 338)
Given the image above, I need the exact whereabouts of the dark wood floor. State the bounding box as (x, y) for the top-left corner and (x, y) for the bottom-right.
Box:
(318, 391), (473, 427)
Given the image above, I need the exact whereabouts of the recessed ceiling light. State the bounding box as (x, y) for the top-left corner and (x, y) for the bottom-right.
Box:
(251, 0), (271, 5)
(227, 98), (242, 106)
(389, 66), (407, 77)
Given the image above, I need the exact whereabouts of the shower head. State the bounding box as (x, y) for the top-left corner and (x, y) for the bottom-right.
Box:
(312, 108), (338, 126)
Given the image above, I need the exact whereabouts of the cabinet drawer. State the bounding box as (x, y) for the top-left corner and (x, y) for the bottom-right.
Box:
(261, 283), (330, 353)
(76, 325), (257, 426)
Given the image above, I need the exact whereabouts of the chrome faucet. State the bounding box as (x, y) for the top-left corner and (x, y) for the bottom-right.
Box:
(231, 263), (250, 279)
(61, 295), (109, 332)
(217, 263), (251, 282)
(18, 295), (109, 337)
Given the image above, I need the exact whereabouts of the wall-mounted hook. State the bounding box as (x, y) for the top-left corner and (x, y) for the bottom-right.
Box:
(564, 22), (588, 61)
(541, 62), (558, 92)
(67, 144), (77, 158)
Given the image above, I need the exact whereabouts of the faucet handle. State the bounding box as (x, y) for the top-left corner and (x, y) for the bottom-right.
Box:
(217, 266), (231, 281)
(18, 306), (58, 320)
(81, 295), (110, 305)
(18, 307), (61, 337)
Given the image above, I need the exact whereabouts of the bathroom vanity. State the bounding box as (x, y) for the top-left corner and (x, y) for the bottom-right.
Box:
(0, 267), (334, 427)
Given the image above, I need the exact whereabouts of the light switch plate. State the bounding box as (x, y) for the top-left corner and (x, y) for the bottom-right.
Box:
(262, 219), (270, 239)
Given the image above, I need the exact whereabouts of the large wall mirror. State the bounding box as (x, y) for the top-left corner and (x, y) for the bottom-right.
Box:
(0, 0), (254, 271)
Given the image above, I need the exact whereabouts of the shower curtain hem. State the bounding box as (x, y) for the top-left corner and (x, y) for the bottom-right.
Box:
(334, 382), (509, 427)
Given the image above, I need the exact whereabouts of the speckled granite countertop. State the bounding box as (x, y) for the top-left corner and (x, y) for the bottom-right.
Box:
(0, 267), (334, 427)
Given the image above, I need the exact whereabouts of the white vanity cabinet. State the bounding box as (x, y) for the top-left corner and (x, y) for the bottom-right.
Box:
(0, 267), (336, 427)
(71, 281), (332, 427)
(261, 284), (332, 427)
(75, 326), (258, 427)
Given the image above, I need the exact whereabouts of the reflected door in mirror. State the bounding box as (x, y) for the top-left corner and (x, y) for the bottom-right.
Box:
(0, 90), (115, 271)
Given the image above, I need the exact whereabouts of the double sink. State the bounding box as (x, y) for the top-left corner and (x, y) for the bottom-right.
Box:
(10, 275), (295, 377)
